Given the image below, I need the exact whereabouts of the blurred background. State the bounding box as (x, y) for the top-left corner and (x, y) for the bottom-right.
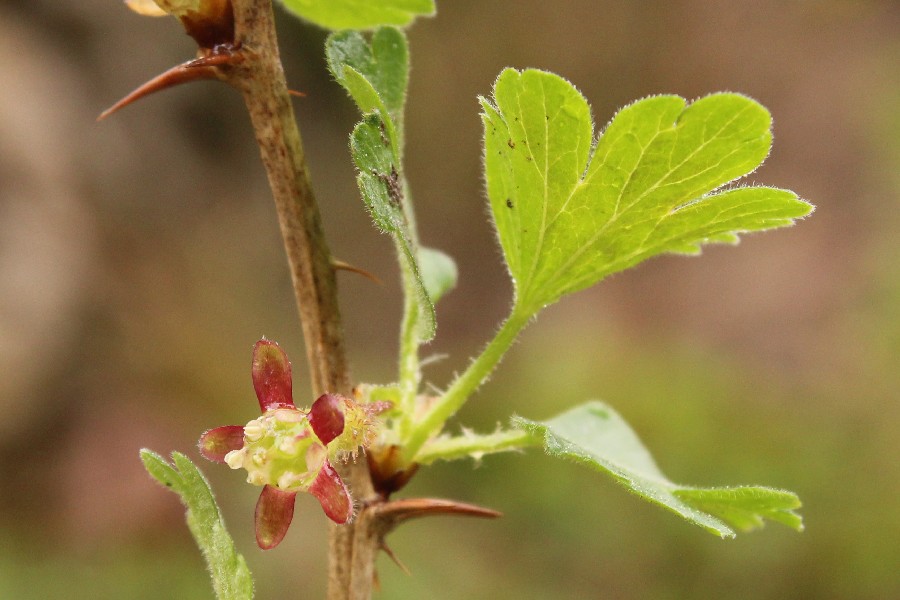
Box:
(1, 0), (897, 598)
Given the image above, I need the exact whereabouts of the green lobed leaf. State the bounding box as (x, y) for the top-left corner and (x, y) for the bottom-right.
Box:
(482, 68), (813, 317)
(279, 0), (434, 31)
(330, 28), (454, 340)
(140, 450), (254, 600)
(514, 402), (803, 538)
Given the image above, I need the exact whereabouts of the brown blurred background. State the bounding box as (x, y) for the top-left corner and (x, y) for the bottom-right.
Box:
(1, 1), (897, 598)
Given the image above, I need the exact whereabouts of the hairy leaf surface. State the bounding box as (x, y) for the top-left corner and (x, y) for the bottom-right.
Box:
(514, 402), (803, 537)
(329, 28), (453, 339)
(482, 69), (813, 317)
(140, 450), (254, 599)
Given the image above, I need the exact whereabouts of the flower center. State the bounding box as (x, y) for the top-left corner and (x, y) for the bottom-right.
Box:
(224, 408), (326, 492)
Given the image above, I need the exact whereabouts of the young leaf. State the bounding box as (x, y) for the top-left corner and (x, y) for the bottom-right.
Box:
(329, 28), (451, 341)
(351, 114), (435, 340)
(482, 69), (813, 317)
(140, 450), (254, 600)
(327, 28), (408, 165)
(513, 402), (803, 538)
(326, 28), (408, 125)
(279, 0), (434, 31)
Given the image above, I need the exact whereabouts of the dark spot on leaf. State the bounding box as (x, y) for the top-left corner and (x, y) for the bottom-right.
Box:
(506, 198), (514, 208)
(375, 166), (404, 207)
(507, 139), (515, 149)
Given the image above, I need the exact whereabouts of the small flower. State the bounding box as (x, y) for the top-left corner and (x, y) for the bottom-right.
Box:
(199, 339), (381, 549)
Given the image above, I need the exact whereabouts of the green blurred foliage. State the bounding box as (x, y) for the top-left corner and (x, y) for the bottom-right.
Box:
(0, 0), (897, 598)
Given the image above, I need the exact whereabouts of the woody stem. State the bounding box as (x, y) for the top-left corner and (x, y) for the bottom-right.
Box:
(228, 1), (376, 598)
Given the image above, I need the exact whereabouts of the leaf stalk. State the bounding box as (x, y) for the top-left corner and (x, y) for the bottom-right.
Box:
(414, 428), (539, 465)
(403, 309), (532, 462)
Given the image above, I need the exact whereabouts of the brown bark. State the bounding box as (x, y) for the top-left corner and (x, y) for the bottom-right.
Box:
(227, 1), (376, 597)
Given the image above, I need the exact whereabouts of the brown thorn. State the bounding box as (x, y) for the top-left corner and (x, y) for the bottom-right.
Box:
(288, 89), (307, 98)
(97, 61), (220, 121)
(362, 497), (499, 582)
(332, 259), (383, 285)
(379, 541), (411, 576)
(185, 53), (239, 69)
(370, 497), (502, 531)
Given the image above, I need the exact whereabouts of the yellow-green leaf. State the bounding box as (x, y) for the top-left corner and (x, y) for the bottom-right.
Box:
(482, 69), (813, 318)
(280, 0), (434, 30)
(514, 402), (803, 538)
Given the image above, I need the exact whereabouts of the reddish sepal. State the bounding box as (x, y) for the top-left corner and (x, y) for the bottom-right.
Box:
(198, 425), (245, 463)
(254, 485), (296, 550)
(308, 393), (345, 445)
(251, 339), (294, 411)
(309, 461), (352, 524)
